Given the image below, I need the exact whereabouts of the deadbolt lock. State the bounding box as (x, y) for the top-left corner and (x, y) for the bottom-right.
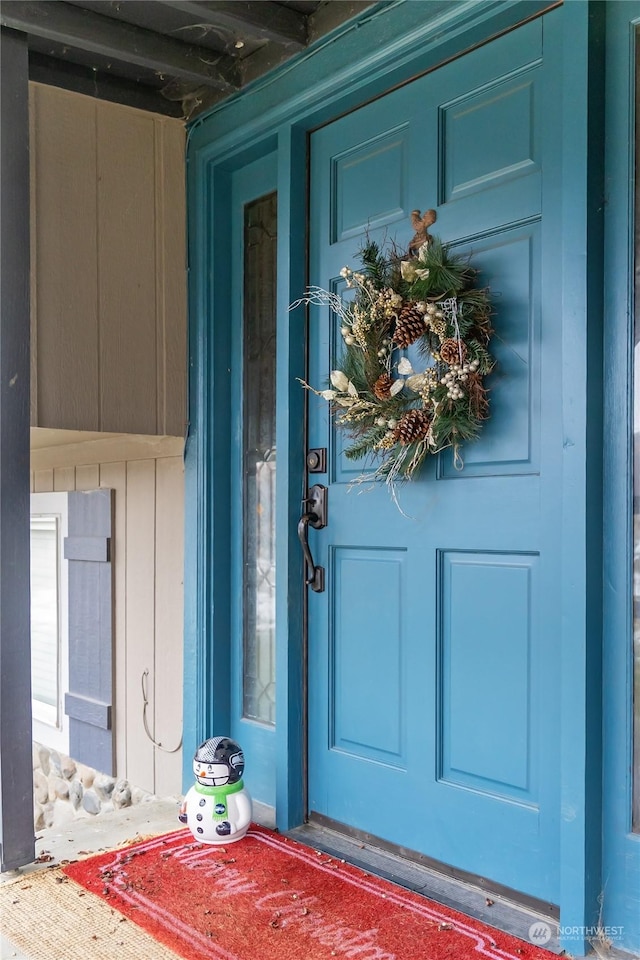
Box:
(306, 448), (327, 473)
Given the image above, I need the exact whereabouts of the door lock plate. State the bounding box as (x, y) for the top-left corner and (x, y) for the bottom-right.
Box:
(305, 484), (327, 529)
(307, 448), (327, 473)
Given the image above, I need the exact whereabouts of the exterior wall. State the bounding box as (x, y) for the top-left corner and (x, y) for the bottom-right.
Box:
(31, 433), (184, 797)
(27, 82), (187, 800)
(29, 82), (187, 437)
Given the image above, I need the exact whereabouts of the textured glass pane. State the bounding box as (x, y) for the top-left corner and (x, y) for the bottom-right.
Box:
(243, 192), (277, 725)
(30, 516), (59, 712)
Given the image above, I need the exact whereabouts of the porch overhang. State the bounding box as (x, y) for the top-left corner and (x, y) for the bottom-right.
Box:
(0, 0), (377, 119)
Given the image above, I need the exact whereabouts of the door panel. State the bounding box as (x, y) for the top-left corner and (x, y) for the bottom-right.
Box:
(308, 14), (561, 902)
(439, 550), (539, 804)
(331, 547), (407, 765)
(440, 225), (541, 476)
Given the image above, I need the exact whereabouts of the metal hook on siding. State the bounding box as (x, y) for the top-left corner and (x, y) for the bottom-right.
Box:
(141, 668), (183, 753)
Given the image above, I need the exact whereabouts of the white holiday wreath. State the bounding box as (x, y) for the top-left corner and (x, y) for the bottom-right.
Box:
(294, 210), (494, 490)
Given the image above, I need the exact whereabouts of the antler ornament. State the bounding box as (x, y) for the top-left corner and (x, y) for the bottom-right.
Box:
(408, 208), (437, 256)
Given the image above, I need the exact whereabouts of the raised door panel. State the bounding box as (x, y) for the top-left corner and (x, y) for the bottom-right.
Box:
(438, 550), (539, 805)
(330, 547), (407, 767)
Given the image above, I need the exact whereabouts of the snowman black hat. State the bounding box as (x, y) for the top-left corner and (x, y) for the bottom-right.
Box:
(194, 737), (245, 785)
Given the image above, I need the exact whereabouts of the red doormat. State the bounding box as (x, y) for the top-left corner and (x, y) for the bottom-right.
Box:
(63, 826), (555, 960)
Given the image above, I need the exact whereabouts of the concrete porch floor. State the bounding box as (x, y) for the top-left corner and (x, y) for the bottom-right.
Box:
(1, 797), (183, 959)
(0, 798), (276, 959)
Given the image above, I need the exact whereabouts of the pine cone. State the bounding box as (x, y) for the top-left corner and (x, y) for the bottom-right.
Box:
(440, 338), (467, 365)
(393, 304), (425, 348)
(393, 409), (431, 445)
(373, 373), (393, 400)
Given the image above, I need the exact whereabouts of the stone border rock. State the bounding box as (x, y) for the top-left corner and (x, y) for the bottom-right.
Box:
(33, 742), (151, 831)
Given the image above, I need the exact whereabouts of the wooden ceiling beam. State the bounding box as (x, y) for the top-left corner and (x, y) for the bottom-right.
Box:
(158, 0), (308, 50)
(0, 1), (240, 92)
(308, 1), (378, 44)
(29, 53), (185, 117)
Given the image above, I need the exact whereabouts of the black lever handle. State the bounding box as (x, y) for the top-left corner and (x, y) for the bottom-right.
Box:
(298, 512), (325, 593)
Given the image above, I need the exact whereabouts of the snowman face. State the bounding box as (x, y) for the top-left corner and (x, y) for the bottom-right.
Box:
(193, 759), (230, 786)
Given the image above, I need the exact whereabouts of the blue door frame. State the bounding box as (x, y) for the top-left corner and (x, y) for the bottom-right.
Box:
(183, 2), (638, 953)
(603, 2), (640, 951)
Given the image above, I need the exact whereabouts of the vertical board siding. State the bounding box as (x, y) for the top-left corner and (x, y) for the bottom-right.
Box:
(33, 468), (54, 492)
(30, 85), (99, 431)
(155, 121), (188, 438)
(29, 84), (186, 437)
(153, 456), (185, 794)
(124, 458), (157, 793)
(75, 464), (100, 490)
(29, 452), (184, 795)
(99, 459), (128, 779)
(53, 466), (75, 492)
(98, 104), (157, 435)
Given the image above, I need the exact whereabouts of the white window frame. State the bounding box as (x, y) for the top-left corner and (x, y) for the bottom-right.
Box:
(30, 491), (69, 755)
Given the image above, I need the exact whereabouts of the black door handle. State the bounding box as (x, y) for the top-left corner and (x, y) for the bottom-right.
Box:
(298, 484), (327, 593)
(298, 513), (324, 593)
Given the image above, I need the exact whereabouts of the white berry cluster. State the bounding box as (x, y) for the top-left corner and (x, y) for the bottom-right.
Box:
(339, 266), (365, 287)
(345, 304), (372, 348)
(440, 359), (480, 400)
(423, 302), (446, 337)
(377, 337), (392, 359)
(377, 287), (403, 319)
(375, 416), (398, 429)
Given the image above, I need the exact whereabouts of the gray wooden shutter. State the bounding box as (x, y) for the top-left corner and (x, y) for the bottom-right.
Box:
(64, 489), (114, 775)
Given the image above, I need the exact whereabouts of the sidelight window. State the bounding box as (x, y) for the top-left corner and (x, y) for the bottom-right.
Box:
(242, 192), (277, 726)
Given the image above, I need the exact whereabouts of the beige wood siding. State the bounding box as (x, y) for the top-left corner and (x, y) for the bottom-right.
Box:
(29, 83), (187, 438)
(31, 438), (184, 796)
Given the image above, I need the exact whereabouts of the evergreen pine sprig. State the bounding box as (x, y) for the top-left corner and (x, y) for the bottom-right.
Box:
(359, 241), (391, 289)
(409, 237), (470, 296)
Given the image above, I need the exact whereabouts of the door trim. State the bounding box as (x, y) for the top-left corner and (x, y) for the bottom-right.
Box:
(228, 156), (279, 805)
(602, 3), (640, 953)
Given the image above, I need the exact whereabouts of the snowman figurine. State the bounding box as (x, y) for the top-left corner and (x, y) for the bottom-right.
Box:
(179, 737), (252, 843)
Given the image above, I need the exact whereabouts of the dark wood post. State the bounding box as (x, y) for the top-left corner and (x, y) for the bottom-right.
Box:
(0, 26), (34, 872)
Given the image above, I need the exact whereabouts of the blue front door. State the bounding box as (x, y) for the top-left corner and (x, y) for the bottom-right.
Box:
(307, 13), (561, 904)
